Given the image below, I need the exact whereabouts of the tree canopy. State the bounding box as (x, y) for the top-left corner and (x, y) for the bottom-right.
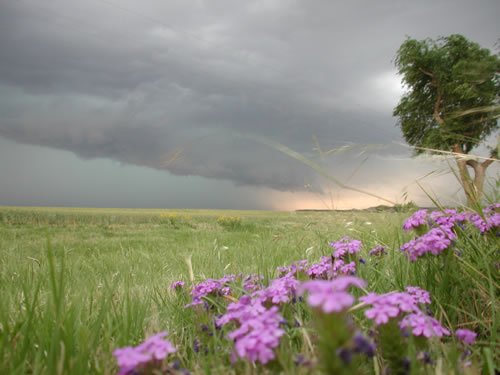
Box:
(393, 34), (499, 204)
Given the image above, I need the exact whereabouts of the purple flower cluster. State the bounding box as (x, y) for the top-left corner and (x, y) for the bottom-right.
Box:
(469, 208), (500, 233)
(369, 246), (386, 256)
(242, 273), (265, 292)
(256, 273), (299, 305)
(399, 313), (450, 338)
(400, 205), (500, 261)
(456, 329), (477, 345)
(217, 295), (285, 364)
(169, 281), (185, 290)
(184, 275), (235, 308)
(114, 332), (176, 375)
(400, 226), (455, 261)
(299, 276), (366, 313)
(227, 305), (285, 364)
(277, 259), (308, 277)
(403, 209), (428, 232)
(360, 286), (449, 339)
(306, 256), (332, 279)
(329, 236), (362, 258)
(304, 237), (362, 280)
(428, 209), (467, 227)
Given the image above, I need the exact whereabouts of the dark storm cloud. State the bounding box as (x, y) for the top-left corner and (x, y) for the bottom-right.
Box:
(0, 0), (498, 192)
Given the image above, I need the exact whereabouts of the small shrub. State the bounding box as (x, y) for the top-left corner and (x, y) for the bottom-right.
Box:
(216, 215), (242, 230)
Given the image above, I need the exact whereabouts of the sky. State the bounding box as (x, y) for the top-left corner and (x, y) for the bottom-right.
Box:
(0, 0), (499, 210)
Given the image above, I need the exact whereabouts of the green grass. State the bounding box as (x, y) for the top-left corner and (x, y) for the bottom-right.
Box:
(0, 206), (498, 374)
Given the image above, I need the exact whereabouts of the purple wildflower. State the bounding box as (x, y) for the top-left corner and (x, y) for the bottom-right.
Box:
(329, 236), (362, 258)
(299, 276), (366, 314)
(185, 275), (235, 308)
(484, 203), (500, 213)
(400, 226), (454, 261)
(399, 313), (450, 338)
(360, 289), (430, 326)
(428, 209), (469, 228)
(369, 246), (386, 256)
(113, 332), (176, 375)
(361, 294), (400, 325)
(306, 256), (332, 279)
(216, 295), (266, 328)
(242, 274), (265, 292)
(403, 209), (428, 232)
(469, 212), (500, 233)
(256, 273), (299, 305)
(405, 286), (431, 304)
(277, 260), (308, 277)
(227, 306), (285, 364)
(169, 281), (185, 290)
(217, 290), (287, 365)
(193, 339), (200, 353)
(352, 334), (376, 358)
(340, 261), (356, 275)
(456, 329), (477, 345)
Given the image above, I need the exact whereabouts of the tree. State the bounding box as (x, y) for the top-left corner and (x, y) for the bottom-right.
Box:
(393, 34), (500, 206)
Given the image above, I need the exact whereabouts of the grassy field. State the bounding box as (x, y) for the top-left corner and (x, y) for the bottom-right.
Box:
(0, 206), (498, 374)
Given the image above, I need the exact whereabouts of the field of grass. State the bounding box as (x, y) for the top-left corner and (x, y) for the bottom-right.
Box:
(0, 205), (498, 374)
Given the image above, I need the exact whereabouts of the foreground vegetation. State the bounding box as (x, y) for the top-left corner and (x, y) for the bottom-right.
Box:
(0, 205), (498, 374)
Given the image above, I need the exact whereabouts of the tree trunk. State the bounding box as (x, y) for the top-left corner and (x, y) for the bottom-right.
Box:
(452, 144), (489, 207)
(454, 156), (477, 206)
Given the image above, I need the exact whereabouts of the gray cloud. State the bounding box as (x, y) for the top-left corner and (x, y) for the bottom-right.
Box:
(0, 0), (498, 196)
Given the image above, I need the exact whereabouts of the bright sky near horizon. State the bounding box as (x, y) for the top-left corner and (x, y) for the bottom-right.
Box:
(0, 0), (498, 210)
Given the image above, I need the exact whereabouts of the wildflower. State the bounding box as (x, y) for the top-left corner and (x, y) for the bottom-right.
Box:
(405, 286), (431, 304)
(399, 313), (450, 338)
(403, 209), (428, 232)
(329, 236), (362, 258)
(361, 296), (400, 325)
(352, 334), (376, 358)
(360, 288), (430, 326)
(256, 273), (299, 305)
(400, 226), (454, 261)
(114, 332), (176, 375)
(469, 212), (500, 233)
(340, 261), (356, 275)
(217, 295), (266, 328)
(243, 273), (264, 292)
(299, 276), (366, 314)
(276, 266), (290, 274)
(185, 275), (235, 308)
(306, 256), (332, 279)
(169, 281), (185, 290)
(219, 295), (286, 363)
(227, 306), (285, 364)
(368, 246), (386, 256)
(456, 329), (477, 345)
(484, 203), (500, 214)
(428, 209), (465, 227)
(200, 324), (209, 332)
(277, 260), (308, 277)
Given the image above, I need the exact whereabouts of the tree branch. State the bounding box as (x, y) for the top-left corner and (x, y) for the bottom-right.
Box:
(481, 143), (499, 169)
(433, 91), (444, 125)
(418, 67), (434, 78)
(466, 159), (478, 169)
